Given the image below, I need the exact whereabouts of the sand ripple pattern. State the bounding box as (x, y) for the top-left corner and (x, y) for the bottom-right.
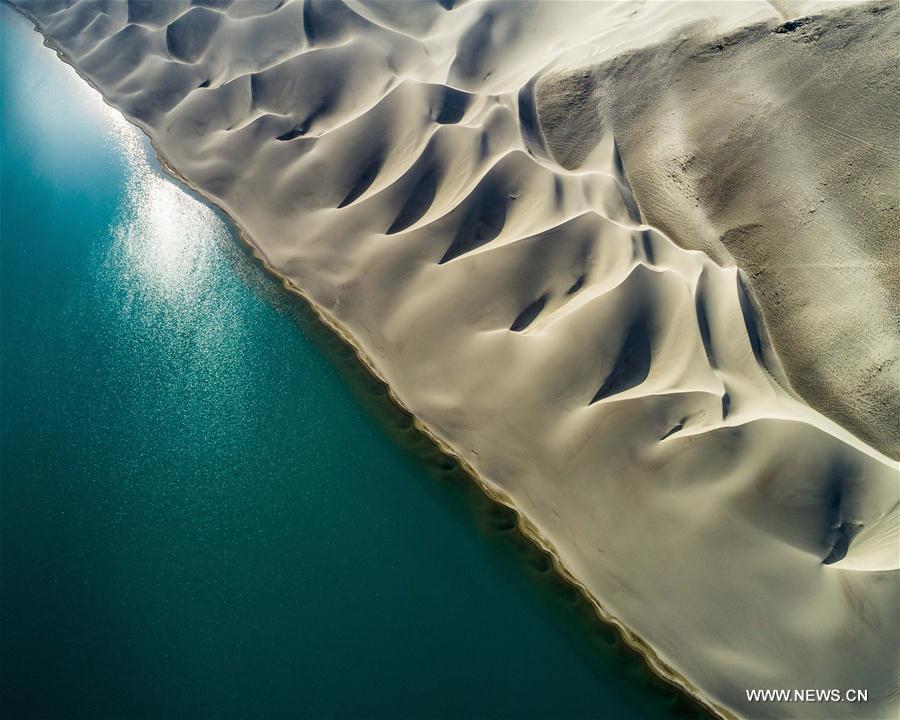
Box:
(15, 1), (898, 718)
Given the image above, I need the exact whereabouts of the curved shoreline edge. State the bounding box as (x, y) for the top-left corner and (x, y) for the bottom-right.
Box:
(7, 4), (734, 717)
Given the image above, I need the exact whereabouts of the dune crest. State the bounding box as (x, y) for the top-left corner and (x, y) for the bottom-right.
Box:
(533, 2), (900, 459)
(13, 1), (898, 718)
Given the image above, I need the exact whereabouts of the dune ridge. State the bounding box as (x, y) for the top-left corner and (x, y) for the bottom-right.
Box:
(11, 1), (898, 718)
(533, 2), (900, 459)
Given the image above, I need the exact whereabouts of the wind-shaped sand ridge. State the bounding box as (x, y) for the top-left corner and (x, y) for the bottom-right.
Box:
(12, 1), (899, 718)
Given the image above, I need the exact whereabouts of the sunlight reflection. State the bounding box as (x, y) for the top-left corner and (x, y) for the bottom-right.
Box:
(103, 109), (228, 309)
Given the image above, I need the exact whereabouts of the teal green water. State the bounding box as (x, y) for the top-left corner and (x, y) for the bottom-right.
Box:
(0, 10), (705, 720)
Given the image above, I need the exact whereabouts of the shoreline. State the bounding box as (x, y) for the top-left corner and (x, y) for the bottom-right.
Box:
(8, 4), (734, 718)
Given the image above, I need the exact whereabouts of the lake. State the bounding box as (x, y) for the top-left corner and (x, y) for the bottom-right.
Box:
(0, 8), (705, 719)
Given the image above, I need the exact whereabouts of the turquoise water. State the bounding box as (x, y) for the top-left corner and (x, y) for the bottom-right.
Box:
(0, 10), (706, 720)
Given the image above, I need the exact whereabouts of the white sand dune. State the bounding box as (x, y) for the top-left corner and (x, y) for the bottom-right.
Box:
(534, 2), (900, 459)
(12, 1), (898, 718)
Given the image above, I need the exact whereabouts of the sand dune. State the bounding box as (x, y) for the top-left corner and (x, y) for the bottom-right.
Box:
(12, 1), (898, 718)
(534, 2), (900, 459)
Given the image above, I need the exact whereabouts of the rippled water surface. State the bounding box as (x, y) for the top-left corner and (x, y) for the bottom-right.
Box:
(0, 8), (706, 719)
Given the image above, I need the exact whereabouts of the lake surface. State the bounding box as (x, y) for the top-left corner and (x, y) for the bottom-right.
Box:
(0, 9), (705, 719)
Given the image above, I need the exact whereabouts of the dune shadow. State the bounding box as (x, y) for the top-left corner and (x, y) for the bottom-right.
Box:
(590, 318), (652, 404)
(439, 176), (508, 263)
(510, 293), (549, 332)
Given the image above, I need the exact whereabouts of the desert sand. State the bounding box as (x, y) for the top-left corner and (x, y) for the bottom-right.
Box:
(535, 2), (900, 459)
(11, 1), (899, 718)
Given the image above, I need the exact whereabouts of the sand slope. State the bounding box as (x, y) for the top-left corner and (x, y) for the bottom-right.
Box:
(535, 2), (900, 459)
(12, 1), (899, 718)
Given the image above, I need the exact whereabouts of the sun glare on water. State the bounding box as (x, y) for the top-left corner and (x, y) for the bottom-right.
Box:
(103, 108), (228, 310)
(86, 90), (257, 395)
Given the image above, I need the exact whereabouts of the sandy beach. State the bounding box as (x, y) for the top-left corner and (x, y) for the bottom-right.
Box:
(11, 1), (899, 717)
